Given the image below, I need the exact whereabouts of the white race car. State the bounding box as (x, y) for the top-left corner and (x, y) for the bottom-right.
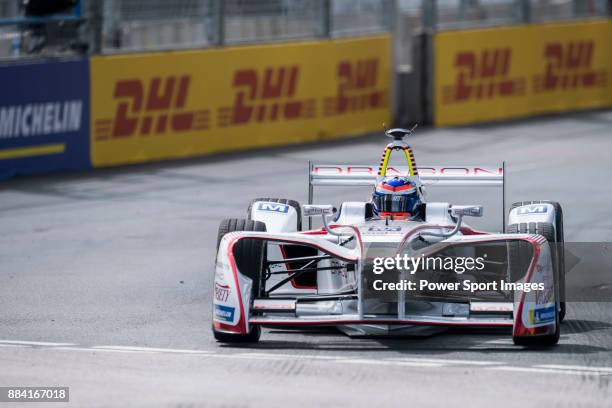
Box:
(212, 128), (565, 346)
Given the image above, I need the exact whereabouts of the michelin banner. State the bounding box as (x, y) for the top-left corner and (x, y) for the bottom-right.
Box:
(434, 19), (612, 126)
(0, 59), (90, 179)
(90, 35), (391, 167)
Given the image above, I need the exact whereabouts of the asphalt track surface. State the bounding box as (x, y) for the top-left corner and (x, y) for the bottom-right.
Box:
(1, 110), (612, 407)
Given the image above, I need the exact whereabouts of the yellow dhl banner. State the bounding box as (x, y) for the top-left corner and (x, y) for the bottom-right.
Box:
(434, 19), (612, 126)
(90, 35), (390, 167)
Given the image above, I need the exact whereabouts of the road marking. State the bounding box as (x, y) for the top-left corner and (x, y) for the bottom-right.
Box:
(53, 347), (105, 353)
(483, 339), (514, 345)
(488, 366), (608, 376)
(53, 346), (182, 355)
(0, 344), (32, 349)
(87, 348), (160, 354)
(536, 364), (612, 373)
(24, 345), (484, 368)
(229, 352), (340, 361)
(92, 346), (213, 355)
(2, 340), (612, 376)
(0, 340), (76, 347)
(385, 357), (498, 366)
(339, 359), (444, 368)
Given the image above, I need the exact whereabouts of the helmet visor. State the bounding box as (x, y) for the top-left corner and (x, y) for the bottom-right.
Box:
(373, 194), (417, 214)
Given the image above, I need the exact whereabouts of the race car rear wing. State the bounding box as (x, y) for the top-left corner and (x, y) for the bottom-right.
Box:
(307, 162), (506, 230)
(309, 164), (504, 187)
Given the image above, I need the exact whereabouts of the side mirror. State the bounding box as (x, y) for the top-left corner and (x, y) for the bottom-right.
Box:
(420, 205), (483, 240)
(303, 204), (336, 217)
(451, 205), (484, 218)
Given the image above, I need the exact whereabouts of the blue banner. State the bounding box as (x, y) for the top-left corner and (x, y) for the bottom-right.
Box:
(0, 58), (90, 179)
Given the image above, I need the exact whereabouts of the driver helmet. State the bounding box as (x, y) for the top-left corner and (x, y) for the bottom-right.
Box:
(372, 177), (421, 218)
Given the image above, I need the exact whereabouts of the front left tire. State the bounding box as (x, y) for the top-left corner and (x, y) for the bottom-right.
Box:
(509, 200), (566, 322)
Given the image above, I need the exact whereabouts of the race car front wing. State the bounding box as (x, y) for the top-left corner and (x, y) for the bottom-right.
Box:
(213, 229), (557, 340)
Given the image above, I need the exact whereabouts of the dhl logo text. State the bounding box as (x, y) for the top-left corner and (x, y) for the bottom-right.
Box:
(442, 48), (526, 104)
(534, 41), (606, 92)
(217, 66), (315, 126)
(95, 76), (209, 140)
(324, 59), (387, 116)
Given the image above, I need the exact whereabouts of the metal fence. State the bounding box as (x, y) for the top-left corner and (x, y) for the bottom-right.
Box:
(102, 0), (393, 51)
(0, 0), (609, 59)
(102, 0), (214, 52)
(419, 0), (609, 31)
(394, 0), (609, 67)
(0, 0), (393, 58)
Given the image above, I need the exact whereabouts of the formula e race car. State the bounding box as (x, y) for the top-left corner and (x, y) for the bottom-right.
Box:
(212, 127), (565, 346)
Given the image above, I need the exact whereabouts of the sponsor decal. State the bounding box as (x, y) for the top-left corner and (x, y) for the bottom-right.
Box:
(257, 202), (289, 213)
(442, 48), (526, 104)
(0, 101), (83, 139)
(470, 302), (514, 313)
(214, 283), (230, 302)
(365, 226), (402, 235)
(0, 58), (90, 179)
(217, 66), (315, 126)
(214, 304), (235, 323)
(94, 75), (209, 141)
(324, 59), (387, 116)
(530, 305), (556, 325)
(534, 41), (607, 93)
(518, 205), (548, 215)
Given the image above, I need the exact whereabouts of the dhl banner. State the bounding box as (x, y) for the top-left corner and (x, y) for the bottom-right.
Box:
(90, 35), (390, 167)
(435, 19), (612, 126)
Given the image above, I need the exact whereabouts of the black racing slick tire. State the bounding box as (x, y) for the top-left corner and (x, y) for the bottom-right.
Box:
(213, 218), (266, 343)
(247, 198), (302, 231)
(510, 201), (566, 322)
(507, 221), (560, 346)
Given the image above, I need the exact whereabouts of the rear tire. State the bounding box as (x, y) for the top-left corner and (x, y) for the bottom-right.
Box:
(213, 218), (266, 343)
(510, 201), (565, 321)
(247, 198), (302, 231)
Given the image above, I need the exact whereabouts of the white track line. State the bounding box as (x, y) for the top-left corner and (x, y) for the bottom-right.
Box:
(53, 347), (107, 353)
(44, 346), (442, 367)
(3, 341), (612, 376)
(488, 366), (608, 376)
(339, 358), (444, 368)
(0, 343), (32, 349)
(0, 340), (75, 347)
(54, 346), (485, 368)
(535, 364), (612, 373)
(92, 346), (213, 355)
(88, 348), (160, 354)
(385, 357), (498, 366)
(229, 352), (341, 361)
